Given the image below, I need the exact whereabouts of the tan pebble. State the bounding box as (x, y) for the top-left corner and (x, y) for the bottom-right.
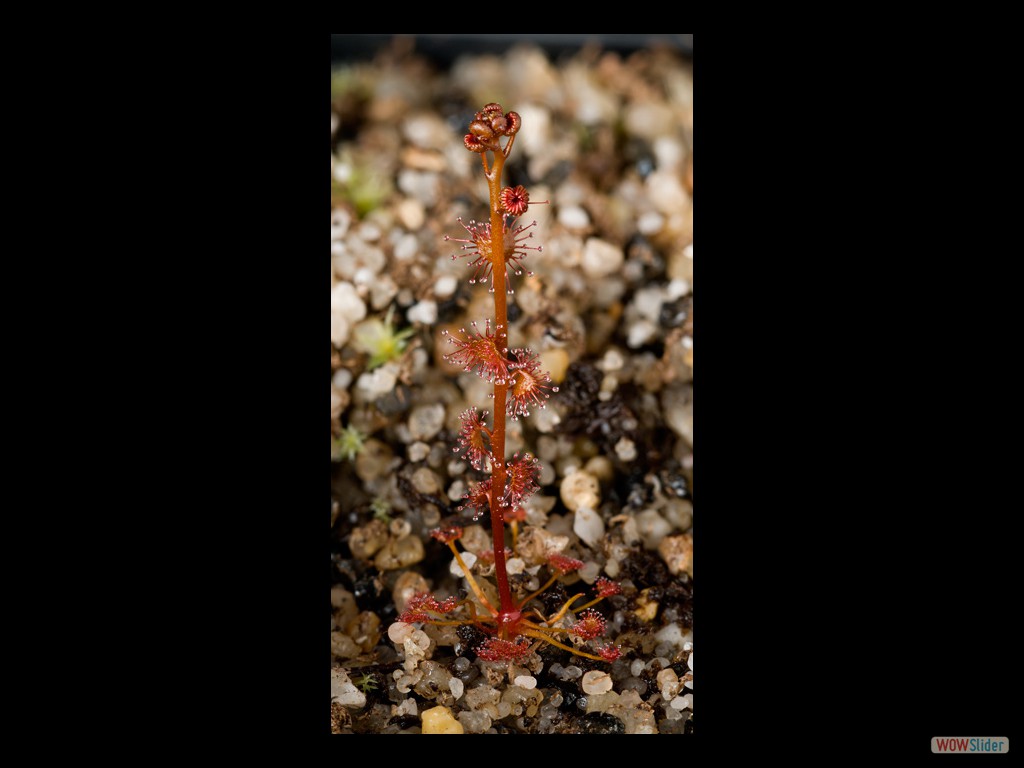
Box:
(514, 526), (570, 566)
(662, 498), (693, 531)
(614, 437), (637, 462)
(581, 237), (625, 279)
(354, 438), (395, 482)
(389, 518), (412, 538)
(408, 441), (430, 462)
(617, 689), (643, 709)
(657, 667), (682, 699)
(573, 505), (605, 548)
(396, 672), (420, 694)
(387, 621), (415, 644)
(560, 470), (600, 512)
(671, 693), (693, 711)
(633, 587), (659, 622)
(345, 611), (382, 652)
(583, 455), (614, 482)
(411, 467), (442, 496)
(373, 534), (425, 570)
(331, 668), (367, 709)
(459, 524), (492, 556)
(330, 585), (358, 617)
(539, 348), (570, 384)
(401, 146), (447, 172)
(659, 533), (693, 577)
(635, 509), (672, 550)
(646, 170), (689, 218)
(585, 690), (620, 713)
(622, 708), (657, 734)
(513, 675), (537, 690)
(330, 631), (361, 660)
(397, 197), (426, 230)
(419, 708), (464, 737)
(392, 571), (430, 614)
(581, 670), (614, 695)
(409, 628), (431, 651)
(408, 404), (446, 442)
(348, 519), (389, 560)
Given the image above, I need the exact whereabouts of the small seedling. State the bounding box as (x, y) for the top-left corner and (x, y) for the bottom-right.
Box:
(370, 496), (392, 524)
(332, 142), (394, 216)
(331, 424), (366, 462)
(354, 671), (379, 694)
(353, 305), (416, 370)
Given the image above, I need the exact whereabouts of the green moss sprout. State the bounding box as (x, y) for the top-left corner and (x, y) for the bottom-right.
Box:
(353, 306), (416, 370)
(331, 425), (367, 462)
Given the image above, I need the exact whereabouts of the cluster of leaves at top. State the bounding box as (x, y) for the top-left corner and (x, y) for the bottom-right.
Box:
(393, 103), (622, 664)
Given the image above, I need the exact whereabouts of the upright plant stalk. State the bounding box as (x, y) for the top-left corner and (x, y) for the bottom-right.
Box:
(443, 103), (554, 632)
(399, 109), (622, 663)
(485, 144), (513, 618)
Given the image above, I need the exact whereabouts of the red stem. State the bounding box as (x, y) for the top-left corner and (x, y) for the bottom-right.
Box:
(484, 147), (515, 625)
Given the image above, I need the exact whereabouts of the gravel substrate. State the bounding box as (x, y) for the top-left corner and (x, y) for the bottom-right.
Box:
(331, 38), (693, 734)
